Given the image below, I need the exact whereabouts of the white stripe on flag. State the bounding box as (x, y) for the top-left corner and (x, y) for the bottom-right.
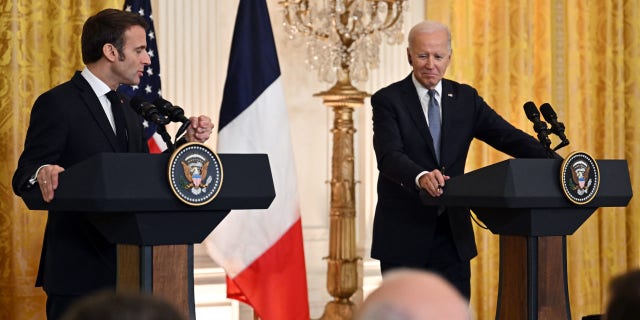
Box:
(206, 78), (299, 275)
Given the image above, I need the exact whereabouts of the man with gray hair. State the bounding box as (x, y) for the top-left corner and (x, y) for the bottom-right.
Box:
(370, 20), (549, 299)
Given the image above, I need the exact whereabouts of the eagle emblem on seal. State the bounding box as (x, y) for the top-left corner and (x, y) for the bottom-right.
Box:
(181, 154), (213, 195)
(570, 160), (592, 195)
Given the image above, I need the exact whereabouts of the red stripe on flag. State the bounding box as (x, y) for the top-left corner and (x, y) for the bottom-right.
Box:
(225, 218), (309, 320)
(147, 137), (163, 154)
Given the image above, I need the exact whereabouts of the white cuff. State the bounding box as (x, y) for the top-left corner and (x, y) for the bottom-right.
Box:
(28, 164), (51, 186)
(415, 170), (429, 188)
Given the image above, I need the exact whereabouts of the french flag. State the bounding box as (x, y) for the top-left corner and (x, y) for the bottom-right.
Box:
(204, 0), (310, 319)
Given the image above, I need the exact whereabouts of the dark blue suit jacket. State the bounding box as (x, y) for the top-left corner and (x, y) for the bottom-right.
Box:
(12, 72), (148, 295)
(371, 74), (549, 265)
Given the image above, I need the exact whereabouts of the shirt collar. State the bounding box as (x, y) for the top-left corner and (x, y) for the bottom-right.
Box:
(411, 73), (442, 99)
(81, 67), (112, 98)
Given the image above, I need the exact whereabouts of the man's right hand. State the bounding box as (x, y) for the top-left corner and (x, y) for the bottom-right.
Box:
(419, 169), (449, 197)
(38, 165), (65, 203)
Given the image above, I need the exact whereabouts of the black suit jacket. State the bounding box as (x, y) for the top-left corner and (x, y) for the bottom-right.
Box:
(12, 72), (148, 295)
(371, 74), (549, 266)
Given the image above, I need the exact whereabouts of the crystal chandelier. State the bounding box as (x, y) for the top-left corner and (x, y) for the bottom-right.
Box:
(280, 0), (408, 84)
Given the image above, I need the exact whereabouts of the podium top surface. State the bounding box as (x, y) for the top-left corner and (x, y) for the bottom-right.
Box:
(421, 159), (632, 209)
(20, 153), (275, 213)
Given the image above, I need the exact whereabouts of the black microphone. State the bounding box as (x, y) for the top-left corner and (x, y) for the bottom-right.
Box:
(539, 103), (569, 151)
(153, 98), (190, 124)
(152, 98), (192, 139)
(523, 101), (553, 156)
(130, 96), (168, 125)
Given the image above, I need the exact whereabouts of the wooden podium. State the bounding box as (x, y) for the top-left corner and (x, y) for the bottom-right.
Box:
(21, 153), (275, 320)
(421, 159), (632, 320)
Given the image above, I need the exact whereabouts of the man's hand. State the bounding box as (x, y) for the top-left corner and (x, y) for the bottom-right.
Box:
(38, 165), (65, 203)
(419, 169), (450, 197)
(185, 115), (213, 143)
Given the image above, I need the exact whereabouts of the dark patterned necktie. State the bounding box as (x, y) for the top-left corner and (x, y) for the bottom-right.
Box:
(427, 89), (441, 162)
(105, 91), (128, 152)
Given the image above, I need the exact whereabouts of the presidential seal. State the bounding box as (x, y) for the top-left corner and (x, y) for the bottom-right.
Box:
(168, 142), (223, 206)
(560, 151), (599, 205)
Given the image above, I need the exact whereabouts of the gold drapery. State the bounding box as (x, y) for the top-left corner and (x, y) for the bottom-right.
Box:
(0, 1), (119, 319)
(2, 1), (639, 319)
(427, 1), (640, 319)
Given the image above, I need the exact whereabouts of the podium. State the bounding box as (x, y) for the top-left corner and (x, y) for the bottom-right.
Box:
(421, 159), (632, 320)
(20, 153), (275, 320)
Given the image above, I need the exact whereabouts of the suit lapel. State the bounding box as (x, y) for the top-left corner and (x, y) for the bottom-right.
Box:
(400, 75), (433, 146)
(121, 97), (141, 152)
(401, 75), (441, 164)
(439, 79), (454, 167)
(71, 73), (122, 152)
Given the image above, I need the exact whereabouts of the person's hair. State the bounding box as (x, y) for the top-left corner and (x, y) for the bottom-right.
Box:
(356, 269), (472, 320)
(81, 8), (148, 64)
(60, 290), (185, 320)
(605, 269), (640, 320)
(357, 303), (412, 320)
(408, 20), (452, 54)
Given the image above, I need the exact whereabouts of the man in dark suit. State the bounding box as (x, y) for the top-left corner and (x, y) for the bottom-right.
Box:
(370, 20), (551, 299)
(12, 9), (213, 320)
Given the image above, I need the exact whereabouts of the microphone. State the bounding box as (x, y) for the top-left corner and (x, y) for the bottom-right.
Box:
(152, 98), (191, 139)
(523, 101), (553, 156)
(130, 96), (168, 125)
(539, 103), (569, 151)
(153, 98), (190, 124)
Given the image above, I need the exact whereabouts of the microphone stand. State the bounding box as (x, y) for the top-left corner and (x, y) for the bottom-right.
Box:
(530, 120), (563, 159)
(175, 120), (191, 145)
(553, 140), (569, 152)
(549, 121), (570, 152)
(156, 123), (175, 152)
(530, 121), (552, 156)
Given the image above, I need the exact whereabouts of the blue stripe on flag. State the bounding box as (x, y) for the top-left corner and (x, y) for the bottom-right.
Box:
(218, 0), (280, 131)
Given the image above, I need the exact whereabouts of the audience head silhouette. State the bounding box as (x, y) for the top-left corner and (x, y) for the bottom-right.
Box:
(605, 269), (640, 320)
(356, 269), (472, 320)
(61, 290), (185, 320)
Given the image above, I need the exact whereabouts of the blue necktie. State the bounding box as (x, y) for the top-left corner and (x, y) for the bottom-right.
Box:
(427, 89), (441, 162)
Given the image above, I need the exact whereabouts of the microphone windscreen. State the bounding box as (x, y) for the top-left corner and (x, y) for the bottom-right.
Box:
(539, 103), (557, 121)
(153, 97), (172, 108)
(129, 96), (145, 114)
(523, 101), (539, 120)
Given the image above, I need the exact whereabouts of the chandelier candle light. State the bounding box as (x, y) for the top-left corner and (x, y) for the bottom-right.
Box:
(279, 1), (407, 319)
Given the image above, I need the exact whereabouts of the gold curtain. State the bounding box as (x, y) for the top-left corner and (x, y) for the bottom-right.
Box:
(0, 1), (119, 319)
(426, 0), (640, 319)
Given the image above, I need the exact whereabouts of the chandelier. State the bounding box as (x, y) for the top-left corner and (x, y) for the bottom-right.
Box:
(279, 1), (408, 319)
(280, 0), (408, 84)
